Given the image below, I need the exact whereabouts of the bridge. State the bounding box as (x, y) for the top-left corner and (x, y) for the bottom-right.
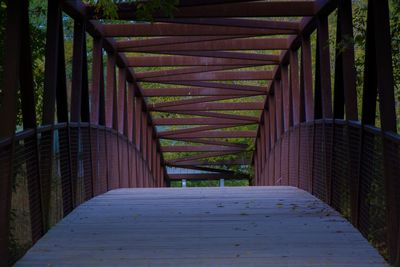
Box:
(0, 0), (398, 266)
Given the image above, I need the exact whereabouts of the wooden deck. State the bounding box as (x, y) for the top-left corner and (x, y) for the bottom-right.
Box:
(15, 186), (386, 267)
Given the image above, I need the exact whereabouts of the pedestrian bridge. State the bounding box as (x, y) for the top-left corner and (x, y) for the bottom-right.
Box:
(1, 0), (399, 266)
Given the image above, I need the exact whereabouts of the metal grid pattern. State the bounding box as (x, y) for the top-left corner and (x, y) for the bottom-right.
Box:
(288, 126), (300, 187)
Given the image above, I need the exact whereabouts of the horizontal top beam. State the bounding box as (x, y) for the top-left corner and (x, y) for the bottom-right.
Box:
(86, 2), (317, 19)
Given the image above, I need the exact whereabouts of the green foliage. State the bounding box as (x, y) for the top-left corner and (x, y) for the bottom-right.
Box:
(170, 179), (249, 187)
(83, 0), (178, 21)
(352, 0), (400, 128)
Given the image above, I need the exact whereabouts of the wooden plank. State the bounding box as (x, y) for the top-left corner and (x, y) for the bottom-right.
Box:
(16, 187), (386, 267)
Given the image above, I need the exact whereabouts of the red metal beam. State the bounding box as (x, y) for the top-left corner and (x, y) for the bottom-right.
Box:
(155, 51), (281, 62)
(166, 138), (248, 148)
(136, 65), (257, 79)
(166, 159), (250, 166)
(161, 130), (257, 139)
(158, 124), (251, 137)
(119, 38), (289, 52)
(87, 2), (317, 19)
(157, 81), (267, 93)
(157, 18), (300, 31)
(101, 23), (299, 37)
(150, 102), (264, 111)
(166, 111), (260, 122)
(167, 151), (244, 164)
(148, 95), (244, 109)
(142, 88), (264, 97)
(126, 54), (277, 67)
(139, 71), (274, 82)
(153, 117), (256, 126)
(161, 146), (247, 153)
(116, 35), (249, 49)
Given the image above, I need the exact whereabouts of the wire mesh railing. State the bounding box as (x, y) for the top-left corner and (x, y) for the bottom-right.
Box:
(256, 119), (400, 261)
(2, 123), (160, 264)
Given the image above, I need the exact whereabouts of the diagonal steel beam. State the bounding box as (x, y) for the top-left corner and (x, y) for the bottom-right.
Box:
(135, 65), (258, 79)
(119, 38), (289, 52)
(139, 71), (274, 82)
(166, 150), (244, 164)
(125, 55), (277, 67)
(116, 35), (250, 49)
(158, 123), (251, 137)
(168, 165), (236, 174)
(161, 130), (257, 139)
(153, 117), (256, 126)
(157, 18), (300, 31)
(167, 159), (250, 166)
(151, 102), (265, 111)
(166, 111), (260, 122)
(161, 145), (248, 153)
(142, 88), (265, 97)
(156, 51), (280, 61)
(166, 138), (248, 148)
(159, 81), (267, 93)
(148, 95), (245, 109)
